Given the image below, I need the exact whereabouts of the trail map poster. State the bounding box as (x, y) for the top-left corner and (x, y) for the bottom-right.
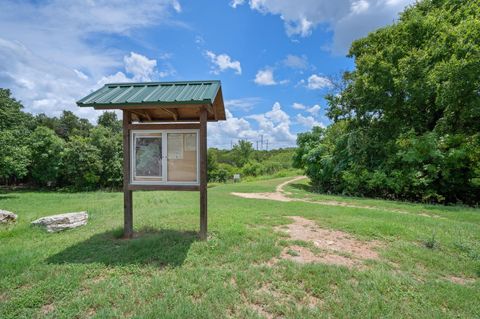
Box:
(135, 137), (162, 177)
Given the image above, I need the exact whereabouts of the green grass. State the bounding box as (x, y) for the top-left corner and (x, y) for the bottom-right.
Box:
(1, 177), (479, 318)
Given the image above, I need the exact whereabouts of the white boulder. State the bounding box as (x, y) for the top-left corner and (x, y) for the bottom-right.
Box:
(31, 211), (88, 232)
(0, 210), (17, 223)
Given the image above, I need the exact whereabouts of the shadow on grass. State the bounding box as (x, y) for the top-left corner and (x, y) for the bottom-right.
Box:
(47, 228), (197, 268)
(0, 194), (19, 200)
(289, 182), (313, 192)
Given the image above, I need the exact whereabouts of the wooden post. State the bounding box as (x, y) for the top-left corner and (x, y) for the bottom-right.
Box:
(199, 107), (208, 240)
(123, 110), (133, 238)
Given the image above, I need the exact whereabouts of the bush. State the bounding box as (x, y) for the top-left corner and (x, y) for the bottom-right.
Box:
(242, 162), (263, 177)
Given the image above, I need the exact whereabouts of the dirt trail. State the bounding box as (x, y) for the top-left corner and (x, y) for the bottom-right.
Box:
(230, 176), (436, 217)
(270, 216), (380, 268)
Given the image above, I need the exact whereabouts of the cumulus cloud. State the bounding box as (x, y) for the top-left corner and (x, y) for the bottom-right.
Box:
(283, 54), (309, 70)
(292, 102), (306, 110)
(209, 102), (297, 149)
(307, 74), (332, 90)
(247, 102), (297, 146)
(306, 104), (322, 115)
(230, 0), (246, 8)
(205, 50), (242, 75)
(124, 52), (157, 81)
(295, 114), (325, 128)
(0, 0), (180, 121)
(231, 0), (414, 53)
(254, 68), (288, 86)
(225, 97), (262, 112)
(208, 108), (256, 148)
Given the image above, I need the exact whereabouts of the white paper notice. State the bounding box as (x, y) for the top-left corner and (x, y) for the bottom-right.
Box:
(168, 134), (184, 159)
(184, 133), (196, 152)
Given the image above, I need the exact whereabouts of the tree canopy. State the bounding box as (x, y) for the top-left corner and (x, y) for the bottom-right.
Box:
(295, 0), (480, 204)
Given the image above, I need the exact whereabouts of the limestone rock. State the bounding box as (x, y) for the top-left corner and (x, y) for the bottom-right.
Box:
(0, 210), (17, 223)
(31, 211), (88, 232)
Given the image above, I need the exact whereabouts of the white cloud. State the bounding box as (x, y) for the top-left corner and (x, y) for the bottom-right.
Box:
(225, 97), (262, 112)
(172, 0), (182, 12)
(247, 102), (297, 146)
(209, 108), (255, 148)
(73, 69), (89, 81)
(306, 104), (322, 115)
(230, 0), (246, 8)
(209, 102), (297, 149)
(232, 0), (415, 53)
(283, 54), (308, 69)
(292, 102), (306, 110)
(307, 74), (332, 90)
(295, 114), (325, 128)
(124, 52), (157, 81)
(0, 0), (180, 121)
(195, 35), (205, 45)
(205, 50), (242, 75)
(254, 68), (277, 86)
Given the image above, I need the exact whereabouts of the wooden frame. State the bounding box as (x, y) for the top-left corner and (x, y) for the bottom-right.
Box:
(130, 129), (200, 186)
(122, 108), (208, 240)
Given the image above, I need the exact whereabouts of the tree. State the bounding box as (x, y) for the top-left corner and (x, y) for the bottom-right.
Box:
(90, 126), (123, 188)
(29, 126), (65, 186)
(298, 0), (480, 204)
(207, 148), (219, 182)
(231, 140), (254, 167)
(60, 136), (103, 189)
(0, 89), (34, 131)
(0, 130), (30, 184)
(98, 111), (122, 133)
(0, 89), (33, 184)
(57, 110), (92, 139)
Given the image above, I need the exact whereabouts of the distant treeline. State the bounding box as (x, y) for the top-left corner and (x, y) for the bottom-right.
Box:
(208, 142), (296, 183)
(294, 0), (480, 205)
(0, 89), (294, 189)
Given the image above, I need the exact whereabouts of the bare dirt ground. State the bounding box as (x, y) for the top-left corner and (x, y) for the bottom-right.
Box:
(231, 176), (442, 217)
(231, 176), (306, 202)
(270, 216), (380, 268)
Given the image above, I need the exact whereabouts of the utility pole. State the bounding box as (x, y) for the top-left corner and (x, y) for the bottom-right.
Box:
(230, 140), (233, 149)
(256, 140), (259, 150)
(266, 140), (269, 151)
(260, 134), (264, 150)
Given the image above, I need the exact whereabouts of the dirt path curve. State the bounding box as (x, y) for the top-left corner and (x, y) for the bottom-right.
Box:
(231, 176), (306, 202)
(230, 176), (432, 216)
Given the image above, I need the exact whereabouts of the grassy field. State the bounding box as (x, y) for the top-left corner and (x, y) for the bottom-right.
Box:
(1, 177), (479, 318)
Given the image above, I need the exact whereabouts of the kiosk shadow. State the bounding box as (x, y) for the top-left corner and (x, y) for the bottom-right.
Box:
(47, 228), (197, 268)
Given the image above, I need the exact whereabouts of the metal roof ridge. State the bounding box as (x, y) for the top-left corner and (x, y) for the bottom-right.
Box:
(105, 80), (220, 86)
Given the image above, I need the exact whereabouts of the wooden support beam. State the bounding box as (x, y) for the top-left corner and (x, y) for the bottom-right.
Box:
(127, 123), (200, 130)
(128, 184), (199, 191)
(143, 111), (152, 121)
(129, 110), (149, 121)
(199, 107), (208, 240)
(161, 107), (178, 121)
(123, 110), (133, 239)
(205, 104), (214, 115)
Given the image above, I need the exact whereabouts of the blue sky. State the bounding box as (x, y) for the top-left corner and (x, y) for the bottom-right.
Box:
(0, 0), (413, 148)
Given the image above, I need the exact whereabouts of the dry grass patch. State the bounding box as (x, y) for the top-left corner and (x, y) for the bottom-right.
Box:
(272, 216), (380, 268)
(444, 276), (476, 285)
(40, 303), (55, 315)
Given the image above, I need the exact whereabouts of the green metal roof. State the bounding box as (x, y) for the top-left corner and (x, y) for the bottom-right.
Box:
(76, 80), (222, 107)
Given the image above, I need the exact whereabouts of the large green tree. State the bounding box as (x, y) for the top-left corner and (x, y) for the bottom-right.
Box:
(59, 136), (103, 189)
(0, 89), (33, 183)
(231, 140), (254, 167)
(296, 0), (480, 204)
(29, 126), (65, 186)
